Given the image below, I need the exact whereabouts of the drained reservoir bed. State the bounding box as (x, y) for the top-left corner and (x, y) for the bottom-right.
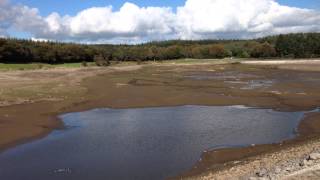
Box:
(0, 105), (304, 180)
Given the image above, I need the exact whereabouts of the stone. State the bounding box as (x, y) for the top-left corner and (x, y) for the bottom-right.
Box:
(308, 153), (320, 160)
(268, 174), (277, 180)
(274, 167), (282, 174)
(285, 168), (291, 172)
(300, 159), (312, 166)
(248, 177), (258, 180)
(249, 177), (268, 180)
(256, 168), (268, 177)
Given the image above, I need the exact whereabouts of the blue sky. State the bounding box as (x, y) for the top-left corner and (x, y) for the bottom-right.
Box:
(11, 0), (320, 16)
(2, 0), (320, 43)
(11, 0), (184, 16)
(279, 0), (320, 10)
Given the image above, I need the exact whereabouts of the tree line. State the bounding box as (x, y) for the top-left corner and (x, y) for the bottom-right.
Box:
(1, 33), (320, 64)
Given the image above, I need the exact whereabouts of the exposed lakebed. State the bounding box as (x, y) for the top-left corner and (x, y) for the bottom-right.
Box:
(0, 105), (305, 180)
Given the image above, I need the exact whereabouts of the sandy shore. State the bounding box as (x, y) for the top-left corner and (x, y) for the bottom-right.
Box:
(242, 59), (320, 72)
(0, 59), (320, 179)
(242, 59), (320, 65)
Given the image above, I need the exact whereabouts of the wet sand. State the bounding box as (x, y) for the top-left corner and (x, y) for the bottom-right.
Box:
(0, 60), (320, 179)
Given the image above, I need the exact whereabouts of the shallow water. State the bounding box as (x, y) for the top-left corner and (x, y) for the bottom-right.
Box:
(0, 106), (304, 180)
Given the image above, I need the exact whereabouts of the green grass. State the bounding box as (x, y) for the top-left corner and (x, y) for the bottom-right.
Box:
(54, 62), (96, 68)
(0, 62), (96, 71)
(0, 59), (245, 71)
(0, 63), (50, 71)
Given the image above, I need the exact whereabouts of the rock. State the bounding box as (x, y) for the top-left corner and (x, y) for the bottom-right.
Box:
(256, 168), (268, 177)
(308, 153), (320, 160)
(249, 177), (268, 180)
(268, 174), (277, 180)
(300, 159), (312, 167)
(274, 167), (282, 174)
(285, 166), (294, 172)
(233, 161), (241, 164)
(249, 177), (260, 180)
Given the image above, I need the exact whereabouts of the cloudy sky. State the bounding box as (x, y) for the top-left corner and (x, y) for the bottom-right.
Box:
(1, 0), (320, 43)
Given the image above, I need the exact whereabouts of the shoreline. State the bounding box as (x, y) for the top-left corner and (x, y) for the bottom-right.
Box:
(1, 95), (319, 179)
(0, 60), (320, 179)
(176, 109), (320, 179)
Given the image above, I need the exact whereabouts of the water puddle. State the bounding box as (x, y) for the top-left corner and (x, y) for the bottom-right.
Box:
(0, 105), (305, 180)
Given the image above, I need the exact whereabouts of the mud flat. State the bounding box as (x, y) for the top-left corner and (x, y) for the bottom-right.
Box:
(0, 60), (320, 179)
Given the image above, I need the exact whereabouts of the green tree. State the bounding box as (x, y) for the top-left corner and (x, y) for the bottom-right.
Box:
(208, 44), (228, 58)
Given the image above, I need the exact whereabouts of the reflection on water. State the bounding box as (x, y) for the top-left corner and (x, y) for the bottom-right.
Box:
(186, 72), (260, 80)
(0, 106), (304, 180)
(241, 80), (274, 90)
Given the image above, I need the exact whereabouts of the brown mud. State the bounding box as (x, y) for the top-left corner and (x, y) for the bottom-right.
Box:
(0, 61), (320, 179)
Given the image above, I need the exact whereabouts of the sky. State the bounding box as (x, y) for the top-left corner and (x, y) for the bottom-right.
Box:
(1, 0), (320, 43)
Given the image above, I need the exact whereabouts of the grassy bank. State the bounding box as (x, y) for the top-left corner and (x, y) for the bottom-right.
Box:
(0, 59), (229, 71)
(0, 62), (97, 71)
(2, 58), (320, 71)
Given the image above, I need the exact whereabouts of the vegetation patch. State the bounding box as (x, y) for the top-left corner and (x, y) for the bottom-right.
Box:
(1, 33), (320, 65)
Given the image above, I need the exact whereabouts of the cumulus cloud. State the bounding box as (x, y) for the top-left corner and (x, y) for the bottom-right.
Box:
(0, 0), (45, 37)
(1, 0), (320, 43)
(64, 3), (176, 41)
(176, 0), (320, 39)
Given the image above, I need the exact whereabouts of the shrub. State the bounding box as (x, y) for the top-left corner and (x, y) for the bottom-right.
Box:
(94, 55), (110, 66)
(81, 61), (88, 67)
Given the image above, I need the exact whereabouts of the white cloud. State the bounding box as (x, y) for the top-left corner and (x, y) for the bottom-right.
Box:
(1, 0), (320, 43)
(176, 0), (272, 38)
(63, 3), (176, 41)
(31, 37), (49, 42)
(176, 0), (320, 39)
(0, 1), (45, 37)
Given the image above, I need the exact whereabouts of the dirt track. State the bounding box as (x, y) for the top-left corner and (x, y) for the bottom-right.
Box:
(1, 60), (320, 179)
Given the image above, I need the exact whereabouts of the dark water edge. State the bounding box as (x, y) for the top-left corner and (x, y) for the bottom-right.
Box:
(0, 105), (305, 180)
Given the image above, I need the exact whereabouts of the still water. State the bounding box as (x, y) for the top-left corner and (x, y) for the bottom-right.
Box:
(0, 106), (304, 180)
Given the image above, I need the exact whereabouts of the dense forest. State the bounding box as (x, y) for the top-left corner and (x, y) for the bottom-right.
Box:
(0, 33), (320, 64)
